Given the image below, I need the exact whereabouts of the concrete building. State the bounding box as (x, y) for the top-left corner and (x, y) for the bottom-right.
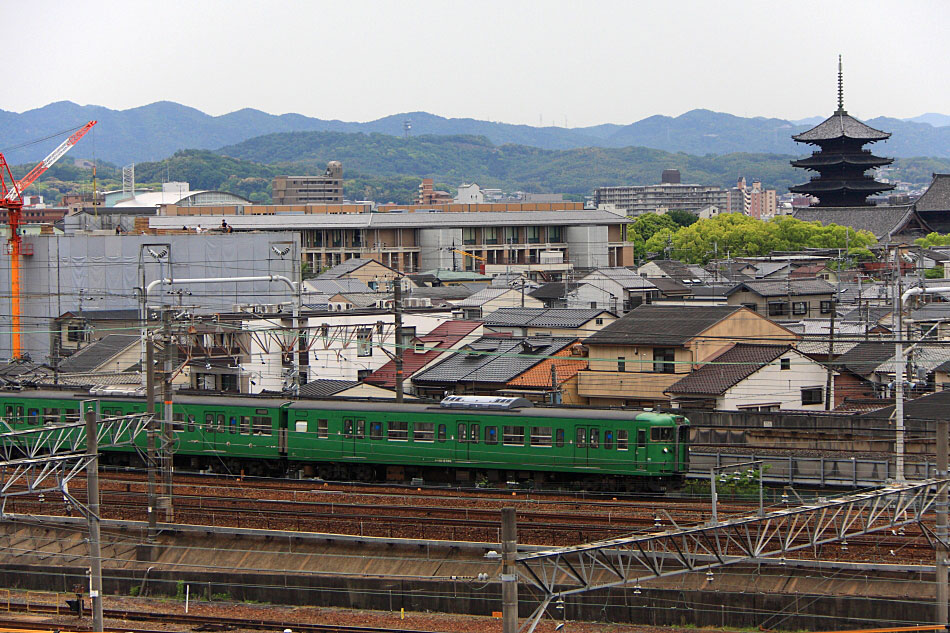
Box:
(594, 173), (729, 216)
(455, 183), (484, 204)
(272, 162), (344, 205)
(416, 179), (453, 205)
(149, 210), (633, 275)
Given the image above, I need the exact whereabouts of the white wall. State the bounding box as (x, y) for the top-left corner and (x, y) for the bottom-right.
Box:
(717, 350), (830, 411)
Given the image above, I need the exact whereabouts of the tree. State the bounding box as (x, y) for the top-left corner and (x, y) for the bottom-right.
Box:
(915, 232), (950, 248)
(666, 209), (699, 227)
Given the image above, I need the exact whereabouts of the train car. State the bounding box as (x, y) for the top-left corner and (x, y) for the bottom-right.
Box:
(0, 391), (688, 491)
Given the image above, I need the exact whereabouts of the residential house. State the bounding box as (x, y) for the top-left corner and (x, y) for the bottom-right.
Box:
(501, 346), (589, 405)
(298, 379), (416, 400)
(481, 308), (616, 338)
(578, 305), (798, 407)
(364, 320), (483, 393)
(636, 260), (702, 283)
(317, 257), (412, 292)
(725, 278), (837, 322)
(56, 334), (142, 381)
(53, 308), (142, 357)
(665, 344), (831, 411)
(411, 335), (578, 399)
(529, 282), (619, 312)
(789, 263), (837, 283)
(578, 268), (659, 312)
(453, 287), (543, 320)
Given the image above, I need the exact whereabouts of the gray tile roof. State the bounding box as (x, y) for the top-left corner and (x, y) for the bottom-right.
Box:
(910, 304), (950, 322)
(57, 308), (141, 320)
(406, 285), (478, 301)
(583, 305), (743, 346)
(317, 258), (378, 279)
(298, 379), (359, 398)
(915, 174), (950, 212)
(530, 282), (580, 300)
(666, 344), (793, 396)
(304, 278), (373, 294)
(456, 287), (520, 307)
(58, 334), (139, 374)
(793, 111), (890, 142)
(726, 278), (836, 298)
(833, 341), (895, 377)
(482, 308), (609, 328)
(792, 205), (929, 240)
(582, 268), (657, 290)
(412, 336), (576, 386)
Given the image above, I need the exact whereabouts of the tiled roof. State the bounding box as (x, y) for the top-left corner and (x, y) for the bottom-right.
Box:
(582, 268), (657, 290)
(298, 379), (359, 398)
(833, 341), (895, 377)
(863, 389), (950, 422)
(910, 304), (950, 322)
(411, 336), (576, 386)
(507, 348), (587, 388)
(318, 258), (378, 279)
(56, 308), (141, 321)
(644, 277), (691, 296)
(58, 335), (139, 374)
(792, 205), (929, 240)
(914, 174), (950, 212)
(666, 344), (792, 396)
(455, 287), (520, 307)
(482, 308), (609, 328)
(338, 292), (389, 308)
(726, 278), (836, 298)
(793, 111), (890, 142)
(583, 305), (743, 346)
(365, 320), (482, 388)
(789, 264), (828, 278)
(752, 262), (790, 278)
(304, 278), (373, 294)
(530, 282), (580, 300)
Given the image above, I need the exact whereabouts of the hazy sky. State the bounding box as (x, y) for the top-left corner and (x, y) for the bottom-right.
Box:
(6, 0), (948, 126)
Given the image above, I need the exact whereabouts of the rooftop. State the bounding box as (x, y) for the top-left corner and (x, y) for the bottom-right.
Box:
(792, 111), (890, 143)
(366, 320), (482, 388)
(726, 278), (836, 298)
(412, 336), (576, 386)
(583, 305), (744, 347)
(482, 308), (611, 329)
(58, 334), (139, 374)
(792, 205), (929, 240)
(666, 344), (793, 396)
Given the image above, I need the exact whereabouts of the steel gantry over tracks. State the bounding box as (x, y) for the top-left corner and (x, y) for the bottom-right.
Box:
(515, 480), (949, 633)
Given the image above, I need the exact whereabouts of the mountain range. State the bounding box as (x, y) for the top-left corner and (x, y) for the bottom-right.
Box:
(1, 101), (948, 166)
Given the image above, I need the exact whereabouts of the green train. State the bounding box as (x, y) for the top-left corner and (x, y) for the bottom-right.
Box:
(0, 391), (689, 491)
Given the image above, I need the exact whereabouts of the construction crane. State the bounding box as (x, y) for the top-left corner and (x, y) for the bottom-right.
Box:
(451, 248), (486, 274)
(0, 121), (97, 358)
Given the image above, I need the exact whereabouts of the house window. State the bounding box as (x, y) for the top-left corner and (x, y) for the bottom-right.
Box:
(653, 348), (676, 373)
(221, 373), (238, 392)
(768, 302), (789, 317)
(357, 328), (373, 356)
(792, 302), (808, 315)
(801, 387), (824, 406)
(741, 303), (757, 313)
(66, 324), (87, 342)
(617, 356), (626, 372)
(820, 300), (834, 314)
(780, 358), (791, 371)
(595, 318), (603, 325)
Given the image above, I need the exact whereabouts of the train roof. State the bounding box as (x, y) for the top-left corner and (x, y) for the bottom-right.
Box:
(0, 389), (685, 423)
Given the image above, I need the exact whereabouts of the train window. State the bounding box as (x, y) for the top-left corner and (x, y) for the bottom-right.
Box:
(650, 427), (673, 442)
(370, 422), (383, 440)
(457, 423), (468, 443)
(66, 409), (80, 422)
(530, 427), (552, 447)
(216, 414), (226, 433)
(16, 406), (24, 421)
(576, 428), (586, 448)
(4, 405), (12, 419)
(241, 416), (251, 435)
(356, 420), (366, 439)
(187, 415), (196, 432)
(295, 419), (308, 433)
(317, 419), (328, 439)
(205, 414), (214, 432)
(173, 413), (185, 432)
(637, 429), (647, 447)
(555, 429), (565, 448)
(437, 424), (447, 442)
(590, 429), (600, 449)
(617, 430), (628, 451)
(503, 426), (525, 446)
(253, 416), (273, 436)
(470, 424), (480, 444)
(414, 422), (434, 442)
(27, 409), (39, 425)
(486, 426), (498, 445)
(43, 408), (60, 424)
(388, 421), (408, 441)
(229, 416), (239, 434)
(604, 430), (614, 450)
(343, 419), (353, 438)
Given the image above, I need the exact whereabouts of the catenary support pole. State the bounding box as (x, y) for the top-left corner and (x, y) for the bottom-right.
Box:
(394, 277), (404, 403)
(161, 309), (174, 520)
(502, 508), (519, 633)
(937, 419), (948, 630)
(146, 336), (157, 543)
(83, 408), (104, 632)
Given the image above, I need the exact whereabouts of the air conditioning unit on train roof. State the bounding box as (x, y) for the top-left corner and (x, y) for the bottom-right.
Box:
(440, 395), (533, 410)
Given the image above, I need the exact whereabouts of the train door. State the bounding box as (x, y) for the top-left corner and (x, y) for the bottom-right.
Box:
(635, 428), (647, 471)
(203, 410), (225, 451)
(574, 425), (600, 467)
(342, 417), (364, 457)
(454, 420), (469, 461)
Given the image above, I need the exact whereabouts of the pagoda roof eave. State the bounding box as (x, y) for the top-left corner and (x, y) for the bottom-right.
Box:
(791, 155), (894, 168)
(790, 181), (896, 194)
(793, 111), (891, 143)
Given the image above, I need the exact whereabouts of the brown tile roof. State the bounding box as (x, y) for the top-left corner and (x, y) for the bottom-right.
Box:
(507, 348), (587, 388)
(666, 344), (793, 396)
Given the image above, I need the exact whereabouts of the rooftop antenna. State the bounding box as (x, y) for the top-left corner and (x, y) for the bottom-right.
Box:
(404, 119), (412, 139)
(836, 54), (846, 114)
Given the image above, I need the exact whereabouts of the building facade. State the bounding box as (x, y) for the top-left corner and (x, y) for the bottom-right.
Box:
(272, 161), (344, 205)
(594, 182), (729, 216)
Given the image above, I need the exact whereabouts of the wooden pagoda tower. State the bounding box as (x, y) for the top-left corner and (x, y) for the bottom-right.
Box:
(790, 57), (894, 207)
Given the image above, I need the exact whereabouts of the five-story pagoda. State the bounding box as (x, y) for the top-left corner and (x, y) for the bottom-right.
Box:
(790, 57), (894, 207)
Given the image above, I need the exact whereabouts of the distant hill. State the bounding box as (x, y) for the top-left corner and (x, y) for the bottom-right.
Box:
(906, 113), (950, 127)
(1, 101), (948, 165)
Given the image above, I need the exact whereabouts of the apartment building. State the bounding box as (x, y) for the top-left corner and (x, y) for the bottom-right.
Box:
(272, 161), (343, 204)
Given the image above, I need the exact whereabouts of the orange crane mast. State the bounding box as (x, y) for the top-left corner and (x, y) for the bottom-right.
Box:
(0, 120), (97, 358)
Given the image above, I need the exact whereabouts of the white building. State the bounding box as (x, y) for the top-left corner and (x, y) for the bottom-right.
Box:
(455, 183), (484, 204)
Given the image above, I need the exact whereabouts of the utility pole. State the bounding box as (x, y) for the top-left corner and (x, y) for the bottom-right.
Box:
(893, 249), (906, 482)
(161, 309), (174, 520)
(146, 337), (157, 543)
(501, 508), (519, 633)
(936, 419), (948, 631)
(394, 276), (404, 403)
(83, 408), (104, 633)
(825, 300), (835, 411)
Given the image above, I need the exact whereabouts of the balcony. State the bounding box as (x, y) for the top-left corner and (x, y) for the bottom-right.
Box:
(577, 370), (680, 400)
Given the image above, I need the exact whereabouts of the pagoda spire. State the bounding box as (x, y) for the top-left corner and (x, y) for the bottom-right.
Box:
(837, 55), (845, 114)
